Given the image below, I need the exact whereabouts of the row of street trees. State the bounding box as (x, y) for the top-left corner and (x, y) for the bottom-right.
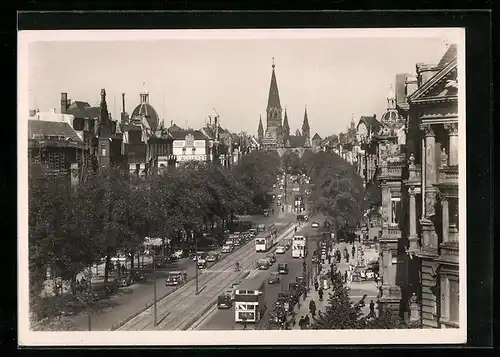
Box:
(299, 150), (365, 240)
(28, 150), (281, 302)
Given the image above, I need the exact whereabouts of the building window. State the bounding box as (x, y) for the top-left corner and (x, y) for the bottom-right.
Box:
(449, 197), (459, 230)
(390, 197), (401, 225)
(449, 278), (459, 324)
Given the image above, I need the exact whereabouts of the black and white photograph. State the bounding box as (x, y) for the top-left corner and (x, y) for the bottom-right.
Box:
(18, 28), (466, 346)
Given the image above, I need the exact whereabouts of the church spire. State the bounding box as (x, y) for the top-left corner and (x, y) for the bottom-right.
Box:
(283, 107), (290, 133)
(98, 88), (111, 137)
(302, 105), (310, 134)
(267, 57), (282, 112)
(258, 114), (264, 140)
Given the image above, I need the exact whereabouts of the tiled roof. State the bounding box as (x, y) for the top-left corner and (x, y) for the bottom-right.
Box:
(312, 133), (322, 141)
(170, 129), (208, 141)
(357, 116), (380, 133)
(28, 120), (82, 142)
(168, 124), (184, 132)
(288, 135), (306, 148)
(437, 44), (457, 68)
(131, 103), (160, 131)
(65, 101), (101, 119)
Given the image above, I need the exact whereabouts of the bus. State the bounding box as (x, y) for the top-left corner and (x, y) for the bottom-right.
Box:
(255, 232), (274, 252)
(292, 235), (307, 258)
(234, 278), (266, 323)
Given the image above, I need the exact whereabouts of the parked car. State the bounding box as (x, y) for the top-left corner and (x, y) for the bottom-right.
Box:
(311, 221), (320, 228)
(206, 252), (220, 262)
(278, 263), (289, 275)
(165, 270), (187, 286)
(117, 275), (133, 287)
(275, 246), (286, 254)
(129, 269), (147, 282)
(268, 272), (280, 284)
(231, 281), (241, 289)
(221, 245), (233, 253)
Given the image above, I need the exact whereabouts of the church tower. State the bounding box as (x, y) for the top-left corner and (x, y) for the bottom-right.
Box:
(282, 107), (290, 147)
(263, 57), (283, 150)
(97, 88), (112, 168)
(302, 105), (311, 148)
(257, 114), (264, 143)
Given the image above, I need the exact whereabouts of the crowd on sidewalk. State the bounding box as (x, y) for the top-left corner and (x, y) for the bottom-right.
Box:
(289, 241), (379, 329)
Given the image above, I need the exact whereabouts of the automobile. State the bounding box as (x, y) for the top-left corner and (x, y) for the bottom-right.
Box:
(217, 293), (233, 309)
(248, 228), (257, 237)
(311, 221), (320, 228)
(283, 240), (291, 250)
(167, 255), (179, 263)
(233, 238), (242, 247)
(275, 246), (286, 254)
(304, 215), (309, 222)
(129, 269), (147, 282)
(268, 272), (280, 284)
(231, 281), (241, 289)
(221, 245), (233, 253)
(197, 257), (207, 269)
(278, 263), (289, 274)
(257, 258), (271, 270)
(165, 271), (187, 286)
(117, 275), (133, 287)
(292, 187), (300, 192)
(192, 252), (205, 261)
(277, 194), (282, 199)
(206, 252), (220, 262)
(277, 200), (282, 206)
(272, 184), (276, 188)
(223, 287), (236, 301)
(266, 253), (276, 264)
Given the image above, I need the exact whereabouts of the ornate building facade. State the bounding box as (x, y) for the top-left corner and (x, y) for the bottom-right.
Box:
(405, 44), (460, 328)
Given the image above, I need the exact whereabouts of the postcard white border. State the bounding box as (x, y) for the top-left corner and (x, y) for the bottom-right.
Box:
(18, 28), (467, 346)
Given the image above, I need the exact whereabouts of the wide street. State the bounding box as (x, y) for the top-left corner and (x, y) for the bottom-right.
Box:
(54, 212), (278, 331)
(195, 221), (319, 330)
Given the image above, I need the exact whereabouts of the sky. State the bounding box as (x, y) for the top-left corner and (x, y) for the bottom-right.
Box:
(25, 30), (457, 137)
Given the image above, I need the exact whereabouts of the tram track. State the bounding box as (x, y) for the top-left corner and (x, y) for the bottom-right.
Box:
(117, 223), (295, 331)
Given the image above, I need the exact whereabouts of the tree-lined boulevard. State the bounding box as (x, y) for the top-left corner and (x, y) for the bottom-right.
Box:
(29, 148), (412, 330)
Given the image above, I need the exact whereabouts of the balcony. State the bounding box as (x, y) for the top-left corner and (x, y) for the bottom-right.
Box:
(379, 161), (405, 179)
(381, 224), (401, 241)
(439, 165), (458, 184)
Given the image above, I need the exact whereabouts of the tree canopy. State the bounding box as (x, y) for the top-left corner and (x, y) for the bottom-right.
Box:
(28, 150), (281, 301)
(312, 269), (412, 330)
(301, 151), (364, 236)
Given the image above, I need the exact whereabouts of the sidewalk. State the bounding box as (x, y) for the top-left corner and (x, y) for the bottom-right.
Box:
(290, 288), (329, 329)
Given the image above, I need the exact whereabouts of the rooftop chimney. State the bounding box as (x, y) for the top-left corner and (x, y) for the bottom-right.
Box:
(61, 92), (69, 113)
(122, 93), (126, 114)
(416, 63), (440, 87)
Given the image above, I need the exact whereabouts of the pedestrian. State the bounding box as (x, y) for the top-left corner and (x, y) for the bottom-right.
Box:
(352, 245), (356, 257)
(304, 314), (310, 327)
(299, 316), (305, 329)
(344, 270), (348, 283)
(309, 300), (317, 318)
(369, 300), (376, 317)
(346, 252), (350, 263)
(295, 226), (297, 233)
(314, 280), (319, 291)
(318, 288), (324, 301)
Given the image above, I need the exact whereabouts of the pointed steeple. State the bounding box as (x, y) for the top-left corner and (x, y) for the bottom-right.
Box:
(267, 57), (281, 110)
(282, 107), (290, 146)
(257, 114), (264, 140)
(302, 105), (310, 134)
(283, 107), (290, 133)
(295, 129), (301, 136)
(98, 88), (111, 137)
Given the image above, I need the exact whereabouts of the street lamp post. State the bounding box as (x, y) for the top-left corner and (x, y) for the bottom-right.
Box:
(194, 231), (199, 295)
(153, 255), (158, 327)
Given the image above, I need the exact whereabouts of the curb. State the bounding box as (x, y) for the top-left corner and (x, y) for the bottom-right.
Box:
(110, 224), (291, 331)
(180, 270), (251, 331)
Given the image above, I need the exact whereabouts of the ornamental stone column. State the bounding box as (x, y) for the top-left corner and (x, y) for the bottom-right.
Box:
(444, 123), (459, 166)
(421, 124), (437, 217)
(408, 186), (418, 251)
(441, 196), (450, 243)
